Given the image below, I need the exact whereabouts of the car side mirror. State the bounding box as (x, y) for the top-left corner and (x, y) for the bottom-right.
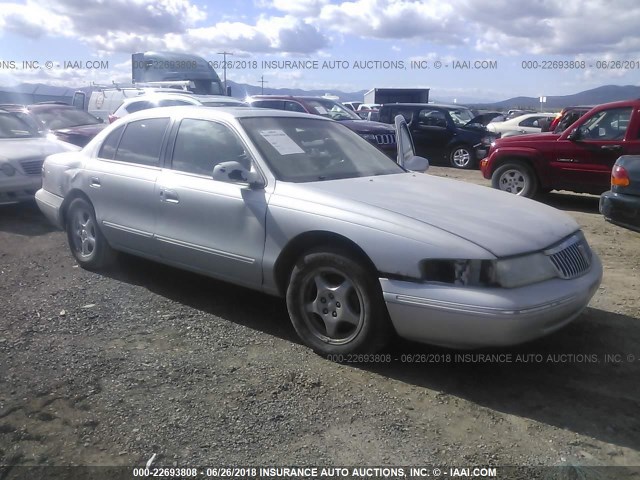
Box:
(212, 161), (264, 188)
(405, 155), (429, 173)
(567, 128), (582, 141)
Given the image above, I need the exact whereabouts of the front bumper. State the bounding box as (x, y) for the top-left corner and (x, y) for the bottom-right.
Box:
(0, 175), (42, 205)
(35, 189), (64, 229)
(600, 190), (640, 233)
(380, 254), (603, 348)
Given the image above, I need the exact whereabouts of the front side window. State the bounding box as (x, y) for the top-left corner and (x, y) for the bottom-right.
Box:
(113, 118), (169, 166)
(240, 117), (403, 183)
(518, 116), (544, 128)
(417, 109), (447, 128)
(579, 107), (631, 140)
(158, 99), (194, 107)
(171, 119), (250, 176)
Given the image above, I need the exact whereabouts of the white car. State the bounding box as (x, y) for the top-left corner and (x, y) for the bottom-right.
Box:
(486, 113), (555, 135)
(108, 93), (247, 123)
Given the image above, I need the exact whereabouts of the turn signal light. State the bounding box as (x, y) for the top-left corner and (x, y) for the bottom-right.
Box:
(611, 165), (630, 187)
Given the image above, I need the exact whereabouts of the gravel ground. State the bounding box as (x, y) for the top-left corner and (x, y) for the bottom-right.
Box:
(1, 166), (639, 475)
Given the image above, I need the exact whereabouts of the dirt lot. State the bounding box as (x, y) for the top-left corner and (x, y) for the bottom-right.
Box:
(1, 166), (639, 475)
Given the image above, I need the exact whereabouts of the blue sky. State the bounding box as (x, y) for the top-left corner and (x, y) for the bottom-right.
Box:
(1, 0), (639, 102)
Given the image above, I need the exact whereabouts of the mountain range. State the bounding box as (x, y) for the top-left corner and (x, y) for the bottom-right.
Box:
(1, 82), (640, 111)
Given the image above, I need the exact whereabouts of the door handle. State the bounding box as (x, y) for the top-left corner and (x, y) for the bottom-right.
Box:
(601, 145), (622, 152)
(159, 188), (179, 204)
(89, 177), (101, 188)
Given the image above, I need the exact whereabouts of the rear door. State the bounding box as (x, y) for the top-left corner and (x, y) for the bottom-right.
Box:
(86, 117), (170, 255)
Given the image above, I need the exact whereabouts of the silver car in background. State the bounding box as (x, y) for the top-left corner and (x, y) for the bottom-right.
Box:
(0, 108), (79, 205)
(35, 107), (602, 355)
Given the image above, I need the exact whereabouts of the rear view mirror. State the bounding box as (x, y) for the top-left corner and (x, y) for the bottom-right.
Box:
(405, 155), (429, 173)
(212, 161), (264, 188)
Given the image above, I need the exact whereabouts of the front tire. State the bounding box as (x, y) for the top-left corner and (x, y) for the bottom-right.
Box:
(66, 198), (115, 270)
(449, 145), (476, 169)
(492, 161), (539, 197)
(286, 249), (391, 356)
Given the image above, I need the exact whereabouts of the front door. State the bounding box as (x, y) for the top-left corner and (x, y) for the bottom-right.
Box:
(154, 118), (268, 289)
(552, 106), (640, 192)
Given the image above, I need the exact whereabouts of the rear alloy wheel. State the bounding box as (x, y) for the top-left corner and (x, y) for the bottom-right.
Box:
(449, 145), (476, 169)
(286, 249), (391, 356)
(66, 198), (115, 270)
(492, 161), (538, 198)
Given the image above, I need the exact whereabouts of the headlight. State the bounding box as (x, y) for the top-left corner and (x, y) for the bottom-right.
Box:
(495, 253), (557, 288)
(421, 253), (558, 289)
(421, 259), (497, 287)
(1, 163), (16, 176)
(360, 133), (377, 142)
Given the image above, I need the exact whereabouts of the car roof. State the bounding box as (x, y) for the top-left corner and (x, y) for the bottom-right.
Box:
(122, 105), (331, 123)
(380, 103), (470, 109)
(120, 92), (243, 104)
(248, 95), (340, 102)
(27, 103), (76, 111)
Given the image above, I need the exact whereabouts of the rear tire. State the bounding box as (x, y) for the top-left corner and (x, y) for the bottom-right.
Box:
(492, 161), (538, 197)
(286, 249), (391, 356)
(66, 198), (115, 270)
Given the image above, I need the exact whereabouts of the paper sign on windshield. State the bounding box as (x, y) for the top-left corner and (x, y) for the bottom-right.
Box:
(259, 130), (305, 155)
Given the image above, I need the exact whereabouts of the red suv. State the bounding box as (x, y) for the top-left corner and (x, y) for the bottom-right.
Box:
(480, 99), (640, 197)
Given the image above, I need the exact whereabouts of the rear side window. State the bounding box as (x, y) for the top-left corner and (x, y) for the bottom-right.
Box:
(284, 101), (306, 113)
(418, 109), (447, 128)
(113, 118), (169, 166)
(252, 100), (284, 110)
(158, 99), (194, 107)
(98, 125), (124, 159)
(125, 101), (154, 114)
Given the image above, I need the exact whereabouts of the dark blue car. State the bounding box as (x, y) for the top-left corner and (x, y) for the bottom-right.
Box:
(600, 155), (640, 232)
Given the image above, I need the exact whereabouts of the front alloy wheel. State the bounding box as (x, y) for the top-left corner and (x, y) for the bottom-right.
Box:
(449, 146), (475, 169)
(491, 161), (538, 197)
(286, 249), (391, 356)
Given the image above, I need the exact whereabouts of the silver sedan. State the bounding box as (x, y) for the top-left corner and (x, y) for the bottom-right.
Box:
(35, 107), (602, 355)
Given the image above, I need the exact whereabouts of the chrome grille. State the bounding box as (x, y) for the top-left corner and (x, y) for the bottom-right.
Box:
(20, 159), (44, 175)
(546, 235), (592, 279)
(375, 133), (396, 145)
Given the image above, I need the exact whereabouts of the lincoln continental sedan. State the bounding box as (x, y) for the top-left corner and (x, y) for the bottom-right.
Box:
(35, 107), (602, 355)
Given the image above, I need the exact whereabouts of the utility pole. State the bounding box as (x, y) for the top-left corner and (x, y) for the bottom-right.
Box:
(258, 75), (268, 94)
(217, 51), (233, 93)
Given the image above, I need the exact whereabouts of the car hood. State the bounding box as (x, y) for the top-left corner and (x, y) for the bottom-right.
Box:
(495, 132), (560, 145)
(0, 137), (80, 162)
(281, 173), (578, 258)
(337, 119), (395, 134)
(55, 123), (107, 136)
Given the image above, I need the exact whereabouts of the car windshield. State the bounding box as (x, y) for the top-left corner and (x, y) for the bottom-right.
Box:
(447, 108), (475, 126)
(305, 99), (361, 121)
(0, 112), (41, 138)
(31, 107), (102, 129)
(239, 116), (404, 182)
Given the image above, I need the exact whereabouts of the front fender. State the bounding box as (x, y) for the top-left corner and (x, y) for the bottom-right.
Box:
(261, 195), (495, 295)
